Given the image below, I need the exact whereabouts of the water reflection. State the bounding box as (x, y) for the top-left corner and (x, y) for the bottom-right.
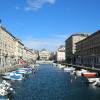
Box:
(1, 64), (100, 100)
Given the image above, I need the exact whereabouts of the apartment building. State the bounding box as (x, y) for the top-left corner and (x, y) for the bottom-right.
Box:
(76, 30), (100, 67)
(65, 33), (88, 64)
(0, 26), (15, 67)
(30, 49), (38, 61)
(56, 46), (65, 62)
(0, 24), (36, 67)
(14, 38), (24, 64)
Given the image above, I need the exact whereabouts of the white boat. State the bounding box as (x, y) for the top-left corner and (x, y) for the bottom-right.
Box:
(53, 63), (57, 66)
(63, 67), (75, 72)
(87, 77), (100, 86)
(56, 64), (61, 68)
(10, 74), (23, 81)
(0, 89), (8, 96)
(0, 80), (14, 96)
(57, 64), (63, 68)
(87, 77), (99, 83)
(95, 80), (100, 86)
(2, 71), (15, 76)
(75, 69), (88, 76)
(2, 72), (23, 81)
(16, 70), (27, 74)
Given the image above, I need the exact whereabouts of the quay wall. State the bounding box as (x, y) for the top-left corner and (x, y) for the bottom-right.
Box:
(0, 64), (27, 74)
(60, 63), (100, 73)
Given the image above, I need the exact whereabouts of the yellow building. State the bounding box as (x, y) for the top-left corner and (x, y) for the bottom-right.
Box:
(0, 26), (15, 67)
(0, 24), (38, 67)
(14, 38), (24, 64)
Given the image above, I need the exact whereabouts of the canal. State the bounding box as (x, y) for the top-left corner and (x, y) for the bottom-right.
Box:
(7, 64), (100, 100)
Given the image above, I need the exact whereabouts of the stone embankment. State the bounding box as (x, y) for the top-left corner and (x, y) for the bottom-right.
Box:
(0, 64), (27, 74)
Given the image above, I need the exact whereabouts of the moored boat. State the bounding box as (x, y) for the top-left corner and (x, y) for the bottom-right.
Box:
(16, 68), (32, 74)
(87, 77), (99, 83)
(10, 74), (23, 81)
(2, 72), (23, 81)
(63, 67), (75, 72)
(82, 72), (97, 77)
(87, 77), (100, 86)
(75, 69), (87, 76)
(0, 97), (9, 100)
(0, 80), (14, 96)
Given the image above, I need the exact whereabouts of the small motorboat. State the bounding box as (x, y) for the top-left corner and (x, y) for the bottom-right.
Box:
(56, 64), (64, 69)
(26, 69), (32, 74)
(16, 69), (27, 74)
(16, 68), (28, 70)
(2, 72), (23, 81)
(75, 69), (88, 76)
(10, 74), (23, 81)
(0, 80), (14, 96)
(0, 97), (9, 100)
(87, 77), (99, 83)
(2, 71), (15, 76)
(63, 67), (75, 72)
(82, 72), (97, 77)
(0, 88), (8, 96)
(2, 72), (14, 80)
(87, 77), (100, 86)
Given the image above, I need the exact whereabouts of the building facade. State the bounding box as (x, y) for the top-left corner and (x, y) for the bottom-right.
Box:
(65, 33), (88, 64)
(30, 50), (38, 61)
(76, 30), (100, 68)
(14, 38), (24, 64)
(23, 48), (38, 64)
(39, 49), (51, 61)
(56, 46), (65, 62)
(0, 26), (16, 67)
(0, 25), (37, 67)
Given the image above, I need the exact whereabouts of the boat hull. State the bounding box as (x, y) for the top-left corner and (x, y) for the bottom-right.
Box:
(82, 72), (97, 77)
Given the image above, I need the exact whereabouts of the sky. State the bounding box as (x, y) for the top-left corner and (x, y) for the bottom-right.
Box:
(0, 0), (100, 51)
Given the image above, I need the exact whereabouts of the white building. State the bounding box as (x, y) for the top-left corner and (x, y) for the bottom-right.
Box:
(39, 49), (51, 61)
(56, 46), (65, 62)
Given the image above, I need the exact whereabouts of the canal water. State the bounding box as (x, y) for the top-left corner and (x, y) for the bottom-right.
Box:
(6, 64), (100, 100)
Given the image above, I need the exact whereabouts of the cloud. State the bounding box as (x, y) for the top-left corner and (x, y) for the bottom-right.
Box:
(23, 38), (64, 51)
(23, 33), (69, 51)
(25, 0), (56, 11)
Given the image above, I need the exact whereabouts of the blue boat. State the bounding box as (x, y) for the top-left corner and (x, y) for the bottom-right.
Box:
(0, 97), (9, 100)
(2, 72), (23, 81)
(10, 74), (23, 81)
